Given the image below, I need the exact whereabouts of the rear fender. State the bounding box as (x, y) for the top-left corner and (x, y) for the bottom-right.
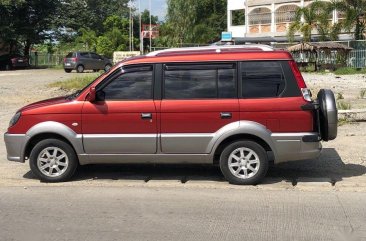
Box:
(208, 121), (277, 159)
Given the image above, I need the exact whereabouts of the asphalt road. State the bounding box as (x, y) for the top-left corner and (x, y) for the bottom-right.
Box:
(0, 186), (365, 241)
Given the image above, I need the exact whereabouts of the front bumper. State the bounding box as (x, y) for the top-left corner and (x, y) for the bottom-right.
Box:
(4, 133), (26, 162)
(272, 132), (322, 164)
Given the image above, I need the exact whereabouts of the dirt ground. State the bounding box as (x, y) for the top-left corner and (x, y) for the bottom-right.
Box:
(0, 69), (365, 190)
(303, 72), (366, 109)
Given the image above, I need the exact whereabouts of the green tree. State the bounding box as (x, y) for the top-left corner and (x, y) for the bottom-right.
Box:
(76, 28), (97, 51)
(96, 15), (130, 57)
(288, 1), (333, 42)
(333, 0), (366, 40)
(54, 0), (130, 39)
(157, 0), (226, 46)
(96, 36), (114, 57)
(0, 0), (59, 56)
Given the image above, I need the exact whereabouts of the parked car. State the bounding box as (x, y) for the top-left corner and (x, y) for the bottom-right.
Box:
(4, 45), (338, 184)
(63, 51), (112, 73)
(0, 54), (29, 70)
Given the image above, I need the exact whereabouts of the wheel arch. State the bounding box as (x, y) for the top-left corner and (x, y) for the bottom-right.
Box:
(212, 134), (274, 165)
(209, 121), (277, 165)
(23, 121), (84, 161)
(24, 133), (75, 161)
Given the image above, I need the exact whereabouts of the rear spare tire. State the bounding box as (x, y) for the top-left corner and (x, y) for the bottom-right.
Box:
(317, 89), (337, 141)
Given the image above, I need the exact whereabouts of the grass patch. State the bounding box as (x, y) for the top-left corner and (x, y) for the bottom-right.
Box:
(338, 118), (350, 126)
(336, 92), (344, 100)
(49, 74), (99, 91)
(333, 67), (366, 75)
(337, 100), (351, 110)
(47, 65), (64, 70)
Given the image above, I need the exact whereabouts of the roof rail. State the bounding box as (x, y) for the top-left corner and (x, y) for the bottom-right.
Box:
(146, 44), (274, 57)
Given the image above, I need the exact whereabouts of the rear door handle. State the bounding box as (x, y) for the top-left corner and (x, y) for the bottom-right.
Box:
(220, 112), (232, 119)
(141, 113), (152, 119)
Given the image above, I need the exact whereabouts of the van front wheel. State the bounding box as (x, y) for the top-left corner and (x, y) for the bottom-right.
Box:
(29, 139), (78, 182)
(219, 140), (268, 185)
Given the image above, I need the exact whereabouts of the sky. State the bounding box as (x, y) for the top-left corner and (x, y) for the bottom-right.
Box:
(133, 0), (168, 21)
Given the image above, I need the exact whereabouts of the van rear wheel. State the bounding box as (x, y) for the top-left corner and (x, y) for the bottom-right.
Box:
(219, 140), (268, 185)
(29, 139), (78, 182)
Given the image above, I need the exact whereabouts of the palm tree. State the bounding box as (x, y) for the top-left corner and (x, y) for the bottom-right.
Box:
(288, 1), (334, 42)
(333, 0), (366, 40)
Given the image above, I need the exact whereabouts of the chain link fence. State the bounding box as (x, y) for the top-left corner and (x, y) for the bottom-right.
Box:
(29, 52), (65, 67)
(26, 40), (366, 69)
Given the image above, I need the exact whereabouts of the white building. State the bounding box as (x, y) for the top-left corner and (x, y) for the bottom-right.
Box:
(227, 0), (351, 42)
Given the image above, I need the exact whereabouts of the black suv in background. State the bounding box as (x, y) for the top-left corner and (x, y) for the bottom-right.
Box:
(63, 52), (112, 73)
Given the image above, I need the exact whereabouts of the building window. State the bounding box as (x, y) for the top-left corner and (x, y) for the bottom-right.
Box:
(275, 5), (298, 23)
(231, 9), (245, 26)
(248, 8), (271, 25)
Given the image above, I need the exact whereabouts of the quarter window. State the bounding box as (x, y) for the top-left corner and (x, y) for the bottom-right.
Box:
(164, 64), (236, 99)
(241, 61), (285, 98)
(80, 52), (90, 58)
(102, 67), (153, 100)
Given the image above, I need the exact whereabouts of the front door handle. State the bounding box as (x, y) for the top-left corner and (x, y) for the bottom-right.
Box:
(220, 112), (232, 119)
(141, 113), (152, 119)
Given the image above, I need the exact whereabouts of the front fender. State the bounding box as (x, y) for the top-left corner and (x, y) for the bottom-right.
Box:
(23, 121), (84, 160)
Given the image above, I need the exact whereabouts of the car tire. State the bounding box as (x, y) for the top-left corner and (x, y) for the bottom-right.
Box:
(104, 64), (112, 72)
(29, 139), (78, 182)
(219, 140), (268, 185)
(76, 65), (84, 73)
(64, 69), (72, 73)
(317, 89), (337, 141)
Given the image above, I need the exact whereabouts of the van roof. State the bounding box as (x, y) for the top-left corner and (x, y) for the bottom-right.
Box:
(119, 45), (293, 66)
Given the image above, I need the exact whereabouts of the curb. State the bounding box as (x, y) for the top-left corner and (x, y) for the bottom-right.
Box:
(338, 109), (366, 121)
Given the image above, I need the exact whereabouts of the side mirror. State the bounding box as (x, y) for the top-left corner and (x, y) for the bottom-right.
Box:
(87, 87), (96, 102)
(96, 90), (106, 101)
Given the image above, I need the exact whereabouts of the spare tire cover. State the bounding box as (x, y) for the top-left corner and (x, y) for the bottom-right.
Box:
(317, 89), (338, 141)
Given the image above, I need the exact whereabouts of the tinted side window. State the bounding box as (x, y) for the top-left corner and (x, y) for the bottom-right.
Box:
(164, 64), (236, 99)
(90, 53), (101, 59)
(218, 69), (236, 98)
(102, 67), (153, 100)
(241, 61), (285, 98)
(165, 69), (216, 99)
(80, 52), (90, 58)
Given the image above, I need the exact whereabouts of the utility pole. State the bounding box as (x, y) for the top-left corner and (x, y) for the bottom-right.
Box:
(139, 0), (143, 54)
(149, 0), (152, 52)
(129, 0), (132, 52)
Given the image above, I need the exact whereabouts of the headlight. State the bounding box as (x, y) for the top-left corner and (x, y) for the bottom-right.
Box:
(9, 112), (21, 127)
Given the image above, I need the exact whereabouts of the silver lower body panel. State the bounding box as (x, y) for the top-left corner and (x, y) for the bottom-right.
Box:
(271, 133), (321, 164)
(78, 153), (211, 165)
(4, 133), (26, 162)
